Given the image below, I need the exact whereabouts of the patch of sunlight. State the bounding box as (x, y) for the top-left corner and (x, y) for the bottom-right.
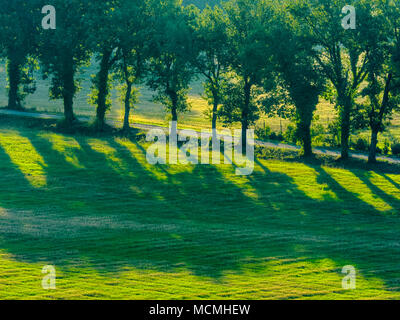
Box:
(324, 167), (392, 212)
(385, 174), (400, 186)
(114, 138), (168, 181)
(0, 248), (398, 299)
(87, 138), (130, 176)
(261, 160), (338, 201)
(170, 233), (183, 240)
(0, 208), (7, 217)
(217, 257), (395, 300)
(0, 131), (47, 188)
(368, 173), (400, 202)
(215, 163), (261, 203)
(38, 133), (84, 169)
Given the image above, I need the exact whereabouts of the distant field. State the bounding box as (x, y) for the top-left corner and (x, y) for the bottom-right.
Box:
(1, 116), (400, 299)
(1, 60), (399, 146)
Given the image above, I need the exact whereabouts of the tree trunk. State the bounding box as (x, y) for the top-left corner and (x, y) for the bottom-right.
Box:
(367, 73), (392, 163)
(7, 56), (22, 110)
(211, 88), (219, 130)
(300, 120), (313, 158)
(95, 49), (112, 130)
(211, 97), (219, 143)
(368, 128), (378, 164)
(123, 81), (132, 132)
(171, 106), (178, 122)
(62, 56), (75, 125)
(340, 98), (351, 160)
(241, 117), (248, 154)
(212, 102), (218, 130)
(241, 80), (251, 153)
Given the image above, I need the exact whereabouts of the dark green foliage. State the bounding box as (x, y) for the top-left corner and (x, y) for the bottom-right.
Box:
(264, 0), (325, 157)
(38, 0), (92, 124)
(351, 138), (369, 152)
(254, 123), (271, 141)
(392, 143), (400, 156)
(183, 0), (221, 9)
(146, 0), (196, 126)
(356, 0), (400, 163)
(87, 0), (122, 130)
(0, 0), (41, 109)
(111, 0), (151, 132)
(219, 0), (273, 150)
(292, 0), (371, 159)
(190, 4), (229, 130)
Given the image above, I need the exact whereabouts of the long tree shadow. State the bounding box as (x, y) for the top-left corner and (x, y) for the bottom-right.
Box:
(1, 127), (400, 293)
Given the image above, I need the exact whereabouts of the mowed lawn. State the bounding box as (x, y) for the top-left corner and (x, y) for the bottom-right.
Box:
(1, 117), (400, 299)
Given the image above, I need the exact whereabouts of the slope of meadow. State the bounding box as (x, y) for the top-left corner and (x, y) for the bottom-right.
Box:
(0, 117), (400, 299)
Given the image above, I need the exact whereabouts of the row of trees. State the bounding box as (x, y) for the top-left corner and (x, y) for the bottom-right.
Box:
(0, 0), (400, 163)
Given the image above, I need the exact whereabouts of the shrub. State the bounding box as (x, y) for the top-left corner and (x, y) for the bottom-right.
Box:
(311, 123), (325, 145)
(269, 131), (284, 142)
(284, 125), (297, 144)
(383, 140), (390, 155)
(324, 121), (341, 148)
(392, 143), (400, 156)
(351, 138), (369, 152)
(255, 124), (271, 141)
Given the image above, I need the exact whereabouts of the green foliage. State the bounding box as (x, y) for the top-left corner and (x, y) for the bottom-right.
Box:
(38, 0), (93, 122)
(291, 0), (374, 158)
(146, 0), (196, 121)
(351, 137), (369, 152)
(88, 73), (114, 111)
(383, 139), (390, 155)
(0, 0), (41, 108)
(218, 0), (274, 146)
(311, 123), (326, 145)
(5, 57), (39, 105)
(284, 125), (298, 145)
(183, 0), (221, 9)
(392, 143), (400, 156)
(87, 0), (122, 127)
(190, 4), (229, 128)
(254, 123), (271, 141)
(325, 121), (342, 148)
(116, 82), (140, 108)
(264, 0), (326, 156)
(218, 79), (261, 126)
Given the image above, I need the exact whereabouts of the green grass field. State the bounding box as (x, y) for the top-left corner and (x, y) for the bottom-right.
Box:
(1, 116), (400, 299)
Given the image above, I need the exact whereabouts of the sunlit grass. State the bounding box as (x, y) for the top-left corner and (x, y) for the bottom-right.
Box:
(0, 130), (47, 188)
(324, 167), (393, 212)
(39, 133), (84, 169)
(0, 252), (398, 300)
(1, 119), (400, 299)
(264, 161), (338, 202)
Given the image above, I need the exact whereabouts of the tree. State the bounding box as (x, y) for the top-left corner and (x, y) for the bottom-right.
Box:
(112, 0), (151, 132)
(146, 0), (196, 135)
(293, 0), (371, 160)
(0, 0), (40, 109)
(38, 0), (92, 125)
(190, 4), (229, 133)
(88, 0), (121, 131)
(219, 0), (273, 150)
(358, 0), (400, 163)
(263, 1), (325, 157)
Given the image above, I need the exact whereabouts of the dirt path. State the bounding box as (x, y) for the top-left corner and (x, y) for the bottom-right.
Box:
(1, 108), (400, 164)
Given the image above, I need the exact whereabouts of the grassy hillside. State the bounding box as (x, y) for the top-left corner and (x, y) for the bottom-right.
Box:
(1, 116), (400, 299)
